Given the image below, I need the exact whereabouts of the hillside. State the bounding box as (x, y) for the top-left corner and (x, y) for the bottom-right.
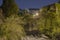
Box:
(0, 0), (60, 40)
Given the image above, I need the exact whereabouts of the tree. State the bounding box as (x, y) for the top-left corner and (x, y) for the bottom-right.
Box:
(21, 9), (32, 31)
(0, 0), (26, 40)
(2, 0), (19, 17)
(55, 2), (60, 23)
(37, 4), (60, 39)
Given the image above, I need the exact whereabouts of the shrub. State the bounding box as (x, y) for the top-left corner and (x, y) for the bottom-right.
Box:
(0, 15), (25, 40)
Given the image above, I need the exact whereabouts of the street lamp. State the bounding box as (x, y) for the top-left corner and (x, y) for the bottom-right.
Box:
(33, 12), (39, 18)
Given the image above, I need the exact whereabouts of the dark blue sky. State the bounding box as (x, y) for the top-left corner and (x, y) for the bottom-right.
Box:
(0, 0), (58, 9)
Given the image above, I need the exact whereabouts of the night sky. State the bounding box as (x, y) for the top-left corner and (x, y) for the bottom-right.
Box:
(0, 0), (58, 9)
